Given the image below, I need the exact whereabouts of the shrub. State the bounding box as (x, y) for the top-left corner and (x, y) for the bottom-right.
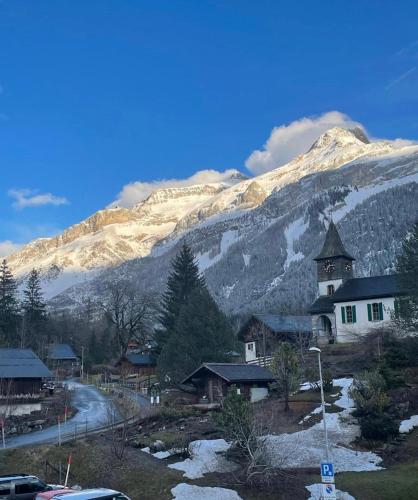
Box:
(322, 369), (334, 392)
(359, 412), (399, 440)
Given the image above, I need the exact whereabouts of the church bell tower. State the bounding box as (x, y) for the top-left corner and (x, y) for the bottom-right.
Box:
(314, 221), (354, 297)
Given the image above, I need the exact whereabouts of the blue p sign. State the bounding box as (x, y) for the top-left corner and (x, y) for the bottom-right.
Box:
(320, 462), (335, 483)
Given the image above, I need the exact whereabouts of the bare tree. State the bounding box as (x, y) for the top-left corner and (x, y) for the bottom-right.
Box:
(271, 342), (300, 412)
(100, 280), (156, 357)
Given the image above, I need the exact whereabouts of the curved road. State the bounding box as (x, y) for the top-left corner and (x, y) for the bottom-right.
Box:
(5, 382), (120, 449)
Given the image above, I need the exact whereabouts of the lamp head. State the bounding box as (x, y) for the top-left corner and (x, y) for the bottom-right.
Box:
(309, 347), (321, 353)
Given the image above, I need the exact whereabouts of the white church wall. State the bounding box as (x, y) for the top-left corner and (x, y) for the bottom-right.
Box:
(318, 279), (343, 296)
(335, 297), (395, 342)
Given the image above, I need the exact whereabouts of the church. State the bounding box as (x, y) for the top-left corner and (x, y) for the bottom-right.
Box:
(310, 221), (406, 345)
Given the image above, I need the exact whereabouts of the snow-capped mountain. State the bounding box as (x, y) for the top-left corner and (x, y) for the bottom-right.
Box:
(6, 127), (418, 314)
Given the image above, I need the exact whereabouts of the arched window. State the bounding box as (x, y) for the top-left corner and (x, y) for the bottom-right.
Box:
(327, 284), (335, 295)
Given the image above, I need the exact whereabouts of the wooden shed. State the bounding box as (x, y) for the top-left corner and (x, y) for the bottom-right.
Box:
(182, 363), (275, 403)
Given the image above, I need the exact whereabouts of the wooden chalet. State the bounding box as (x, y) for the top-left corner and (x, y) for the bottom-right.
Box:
(0, 349), (52, 397)
(240, 314), (312, 364)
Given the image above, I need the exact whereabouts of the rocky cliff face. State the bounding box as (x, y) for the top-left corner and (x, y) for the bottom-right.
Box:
(7, 127), (418, 314)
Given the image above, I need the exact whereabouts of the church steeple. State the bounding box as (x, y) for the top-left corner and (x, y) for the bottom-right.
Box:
(314, 221), (355, 296)
(314, 221), (354, 261)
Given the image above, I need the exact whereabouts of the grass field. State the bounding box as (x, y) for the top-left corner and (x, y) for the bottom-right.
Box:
(336, 461), (418, 500)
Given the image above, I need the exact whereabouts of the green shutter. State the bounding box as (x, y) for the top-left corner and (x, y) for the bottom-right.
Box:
(341, 306), (346, 324)
(367, 303), (372, 321)
(352, 305), (357, 323)
(379, 302), (384, 321)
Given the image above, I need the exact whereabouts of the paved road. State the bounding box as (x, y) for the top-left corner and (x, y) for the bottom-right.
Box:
(5, 381), (119, 449)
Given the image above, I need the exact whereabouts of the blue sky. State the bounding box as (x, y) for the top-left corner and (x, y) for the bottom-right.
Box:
(0, 0), (417, 252)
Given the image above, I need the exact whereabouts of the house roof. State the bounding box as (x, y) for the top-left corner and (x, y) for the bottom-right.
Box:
(309, 295), (335, 314)
(125, 353), (155, 366)
(0, 349), (52, 379)
(47, 344), (78, 360)
(182, 363), (275, 385)
(253, 314), (312, 334)
(314, 221), (354, 261)
(331, 274), (405, 303)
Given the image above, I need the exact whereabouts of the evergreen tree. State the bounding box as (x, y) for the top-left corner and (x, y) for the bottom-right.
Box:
(395, 221), (418, 329)
(157, 287), (236, 384)
(22, 269), (47, 352)
(156, 244), (205, 350)
(0, 259), (19, 345)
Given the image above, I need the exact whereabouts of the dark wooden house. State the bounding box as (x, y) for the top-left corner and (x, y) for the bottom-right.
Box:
(240, 314), (312, 364)
(0, 349), (52, 397)
(116, 353), (156, 377)
(47, 344), (78, 377)
(182, 363), (275, 403)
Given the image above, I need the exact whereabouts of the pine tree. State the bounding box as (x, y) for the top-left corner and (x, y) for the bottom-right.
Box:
(156, 244), (205, 350)
(0, 259), (19, 345)
(395, 221), (418, 329)
(157, 287), (236, 384)
(22, 269), (47, 351)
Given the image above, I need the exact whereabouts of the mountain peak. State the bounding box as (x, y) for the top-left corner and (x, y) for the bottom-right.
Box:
(308, 126), (369, 152)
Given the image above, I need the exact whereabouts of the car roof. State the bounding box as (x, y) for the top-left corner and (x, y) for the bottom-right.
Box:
(37, 489), (76, 499)
(52, 489), (122, 499)
(0, 474), (37, 481)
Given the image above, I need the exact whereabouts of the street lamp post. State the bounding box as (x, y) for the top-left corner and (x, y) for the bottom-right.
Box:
(309, 346), (330, 461)
(81, 346), (84, 381)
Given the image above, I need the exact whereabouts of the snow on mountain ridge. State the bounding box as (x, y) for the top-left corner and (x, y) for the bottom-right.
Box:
(6, 127), (417, 302)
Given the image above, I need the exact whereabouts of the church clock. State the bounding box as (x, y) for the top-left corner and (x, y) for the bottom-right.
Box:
(322, 259), (335, 274)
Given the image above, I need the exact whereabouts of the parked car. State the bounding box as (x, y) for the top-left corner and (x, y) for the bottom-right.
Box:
(46, 490), (130, 500)
(35, 490), (77, 500)
(0, 474), (53, 499)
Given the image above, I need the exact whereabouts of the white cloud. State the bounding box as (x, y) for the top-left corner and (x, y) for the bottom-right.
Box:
(0, 240), (22, 257)
(111, 169), (242, 208)
(245, 111), (363, 175)
(8, 188), (69, 210)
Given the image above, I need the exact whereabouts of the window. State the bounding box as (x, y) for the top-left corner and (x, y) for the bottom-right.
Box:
(341, 305), (356, 324)
(368, 302), (383, 321)
(0, 481), (11, 497)
(15, 480), (46, 494)
(247, 343), (254, 351)
(327, 284), (335, 295)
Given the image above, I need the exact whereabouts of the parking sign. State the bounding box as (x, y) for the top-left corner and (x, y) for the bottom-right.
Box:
(320, 462), (335, 483)
(321, 483), (337, 500)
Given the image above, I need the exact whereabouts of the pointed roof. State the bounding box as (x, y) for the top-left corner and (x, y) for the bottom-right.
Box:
(314, 221), (354, 261)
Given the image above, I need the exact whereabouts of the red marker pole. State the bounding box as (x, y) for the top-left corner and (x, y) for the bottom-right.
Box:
(64, 453), (72, 487)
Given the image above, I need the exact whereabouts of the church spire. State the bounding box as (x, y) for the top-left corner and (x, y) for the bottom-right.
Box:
(314, 221), (354, 261)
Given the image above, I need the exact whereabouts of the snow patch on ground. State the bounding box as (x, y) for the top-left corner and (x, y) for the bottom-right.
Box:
(265, 378), (382, 472)
(399, 415), (418, 433)
(168, 439), (237, 479)
(171, 483), (243, 500)
(306, 483), (356, 500)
